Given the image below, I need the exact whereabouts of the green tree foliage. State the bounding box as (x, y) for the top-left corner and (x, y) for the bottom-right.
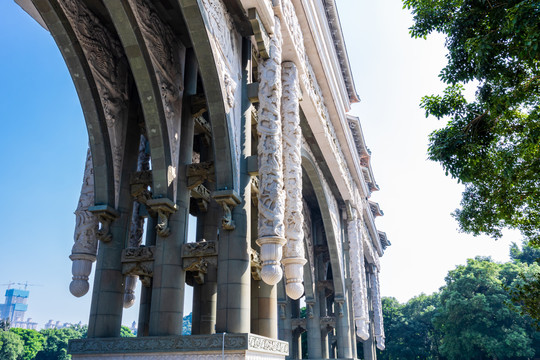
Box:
(9, 328), (45, 360)
(35, 327), (84, 360)
(403, 0), (540, 247)
(378, 252), (539, 359)
(376, 295), (441, 360)
(435, 257), (537, 359)
(511, 240), (540, 265)
(0, 330), (24, 360)
(120, 325), (135, 338)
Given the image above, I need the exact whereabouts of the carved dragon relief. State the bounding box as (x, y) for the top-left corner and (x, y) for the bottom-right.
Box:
(256, 16), (286, 286)
(127, 0), (184, 191)
(281, 62), (306, 300)
(58, 0), (129, 208)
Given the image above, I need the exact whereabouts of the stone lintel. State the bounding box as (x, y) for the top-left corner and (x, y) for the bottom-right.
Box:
(69, 333), (288, 357)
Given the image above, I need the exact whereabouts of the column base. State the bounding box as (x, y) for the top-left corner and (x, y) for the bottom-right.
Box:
(69, 333), (288, 360)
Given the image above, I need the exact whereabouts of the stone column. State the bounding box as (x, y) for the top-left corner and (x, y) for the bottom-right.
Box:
(124, 135), (151, 309)
(70, 148), (99, 298)
(148, 49), (197, 336)
(335, 297), (353, 359)
(348, 208), (370, 340)
(137, 215), (156, 337)
(281, 61), (306, 301)
(256, 17), (286, 287)
(87, 114), (140, 338)
(278, 285), (292, 359)
(215, 37), (253, 334)
(305, 299), (322, 359)
(342, 207), (358, 357)
(371, 267), (386, 351)
(363, 267), (377, 360)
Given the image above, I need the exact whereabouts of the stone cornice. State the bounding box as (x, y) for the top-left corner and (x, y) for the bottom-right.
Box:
(69, 334), (289, 356)
(322, 0), (360, 104)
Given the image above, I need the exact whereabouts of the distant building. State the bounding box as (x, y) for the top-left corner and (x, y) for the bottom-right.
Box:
(0, 288), (37, 330)
(44, 320), (82, 329)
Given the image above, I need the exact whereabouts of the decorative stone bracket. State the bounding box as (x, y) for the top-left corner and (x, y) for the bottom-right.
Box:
(182, 240), (218, 286)
(130, 170), (153, 204)
(249, 248), (263, 280)
(89, 205), (119, 243)
(147, 198), (177, 237)
(121, 246), (155, 287)
(212, 190), (241, 231)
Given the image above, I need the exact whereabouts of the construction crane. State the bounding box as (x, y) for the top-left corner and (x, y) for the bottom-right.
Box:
(0, 282), (41, 290)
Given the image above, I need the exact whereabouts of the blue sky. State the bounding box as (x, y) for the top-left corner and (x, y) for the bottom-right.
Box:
(0, 0), (520, 328)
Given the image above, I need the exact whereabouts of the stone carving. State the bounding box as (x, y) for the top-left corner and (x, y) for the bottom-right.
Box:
(182, 240), (218, 258)
(187, 161), (215, 189)
(281, 62), (306, 300)
(128, 0), (184, 184)
(249, 248), (263, 281)
(58, 0), (129, 207)
(347, 208), (369, 340)
(146, 198), (177, 238)
(370, 270), (385, 351)
(122, 246), (155, 287)
(200, 0), (239, 112)
(185, 258), (209, 285)
(69, 333), (288, 356)
(70, 148), (98, 297)
(256, 17), (286, 286)
(90, 206), (118, 243)
(276, 0), (306, 75)
(130, 170), (153, 204)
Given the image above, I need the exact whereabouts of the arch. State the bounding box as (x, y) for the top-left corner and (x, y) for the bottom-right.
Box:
(103, 0), (176, 200)
(301, 149), (345, 298)
(178, 0), (237, 193)
(33, 0), (114, 206)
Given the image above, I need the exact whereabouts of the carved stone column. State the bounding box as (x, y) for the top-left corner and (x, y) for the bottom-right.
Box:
(370, 266), (386, 351)
(70, 148), (99, 298)
(348, 208), (370, 340)
(256, 17), (286, 286)
(281, 61), (306, 300)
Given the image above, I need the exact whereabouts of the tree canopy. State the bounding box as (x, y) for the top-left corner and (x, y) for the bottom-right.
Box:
(376, 248), (540, 360)
(403, 0), (540, 246)
(0, 330), (24, 360)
